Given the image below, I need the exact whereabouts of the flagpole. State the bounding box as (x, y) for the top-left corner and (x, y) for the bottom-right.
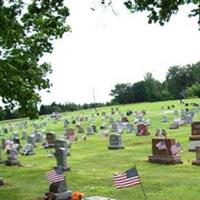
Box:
(134, 165), (147, 200)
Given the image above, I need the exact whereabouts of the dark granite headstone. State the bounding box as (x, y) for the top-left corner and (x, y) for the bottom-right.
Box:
(149, 138), (182, 164)
(136, 123), (150, 136)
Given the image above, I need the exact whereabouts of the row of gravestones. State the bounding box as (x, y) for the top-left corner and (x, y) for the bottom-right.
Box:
(108, 121), (200, 165)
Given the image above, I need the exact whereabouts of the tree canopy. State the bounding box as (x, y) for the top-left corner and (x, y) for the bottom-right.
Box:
(124, 0), (200, 28)
(0, 0), (69, 119)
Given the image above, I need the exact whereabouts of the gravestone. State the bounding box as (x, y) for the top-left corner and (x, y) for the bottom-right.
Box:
(77, 125), (85, 133)
(21, 131), (27, 140)
(108, 134), (124, 150)
(87, 126), (95, 135)
(169, 122), (179, 129)
(5, 149), (20, 166)
(66, 129), (76, 141)
(0, 146), (5, 164)
(55, 148), (70, 171)
(121, 117), (129, 123)
(34, 132), (43, 142)
(45, 168), (72, 200)
(189, 122), (200, 151)
(44, 132), (56, 148)
(192, 145), (200, 165)
(27, 134), (36, 147)
(126, 123), (134, 133)
(161, 116), (168, 123)
(155, 129), (167, 138)
(136, 123), (150, 136)
(55, 140), (70, 156)
(1, 138), (6, 149)
(21, 144), (35, 156)
(149, 138), (182, 164)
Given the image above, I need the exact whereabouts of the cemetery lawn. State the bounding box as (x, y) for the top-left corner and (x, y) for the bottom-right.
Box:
(1, 99), (200, 200)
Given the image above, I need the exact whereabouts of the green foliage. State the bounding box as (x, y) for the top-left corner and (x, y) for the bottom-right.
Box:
(124, 0), (200, 29)
(110, 61), (200, 104)
(186, 83), (200, 97)
(0, 0), (70, 118)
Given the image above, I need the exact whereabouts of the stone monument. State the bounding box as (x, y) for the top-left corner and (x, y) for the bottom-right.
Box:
(55, 148), (70, 171)
(192, 145), (200, 165)
(189, 122), (200, 151)
(5, 149), (20, 166)
(149, 138), (182, 164)
(108, 134), (124, 150)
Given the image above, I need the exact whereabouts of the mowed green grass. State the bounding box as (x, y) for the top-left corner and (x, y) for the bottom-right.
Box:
(0, 99), (200, 200)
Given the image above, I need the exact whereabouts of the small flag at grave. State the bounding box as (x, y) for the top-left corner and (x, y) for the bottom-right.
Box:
(171, 143), (182, 154)
(45, 167), (65, 184)
(113, 167), (141, 189)
(156, 141), (166, 150)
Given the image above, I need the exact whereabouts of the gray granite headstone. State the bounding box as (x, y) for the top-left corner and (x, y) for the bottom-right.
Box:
(5, 149), (20, 166)
(22, 144), (35, 156)
(55, 139), (70, 156)
(55, 148), (70, 171)
(87, 126), (95, 135)
(108, 134), (124, 149)
(27, 134), (36, 147)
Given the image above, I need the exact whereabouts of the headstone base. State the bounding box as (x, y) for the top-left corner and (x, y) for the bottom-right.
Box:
(192, 160), (200, 165)
(149, 155), (182, 164)
(54, 166), (71, 172)
(5, 159), (20, 166)
(108, 145), (125, 150)
(45, 144), (55, 149)
(21, 152), (35, 156)
(45, 190), (72, 200)
(189, 141), (200, 151)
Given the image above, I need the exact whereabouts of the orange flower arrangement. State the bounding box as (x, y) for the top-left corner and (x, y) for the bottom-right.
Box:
(72, 191), (84, 200)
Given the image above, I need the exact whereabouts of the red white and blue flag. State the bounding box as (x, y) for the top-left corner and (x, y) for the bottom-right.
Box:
(113, 167), (141, 189)
(171, 143), (182, 154)
(45, 167), (65, 184)
(156, 141), (166, 150)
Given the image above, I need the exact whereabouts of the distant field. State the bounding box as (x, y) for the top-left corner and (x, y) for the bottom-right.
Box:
(0, 98), (200, 200)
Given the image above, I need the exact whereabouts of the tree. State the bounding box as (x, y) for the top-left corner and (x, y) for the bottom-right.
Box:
(0, 0), (70, 119)
(186, 83), (200, 97)
(124, 0), (200, 28)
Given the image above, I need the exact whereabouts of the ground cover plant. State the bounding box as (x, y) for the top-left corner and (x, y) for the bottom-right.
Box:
(0, 99), (200, 200)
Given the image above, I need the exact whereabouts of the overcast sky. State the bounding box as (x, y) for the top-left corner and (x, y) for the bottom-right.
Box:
(40, 0), (200, 105)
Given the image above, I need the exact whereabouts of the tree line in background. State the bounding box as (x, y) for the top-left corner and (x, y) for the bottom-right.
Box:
(1, 61), (200, 121)
(110, 61), (200, 104)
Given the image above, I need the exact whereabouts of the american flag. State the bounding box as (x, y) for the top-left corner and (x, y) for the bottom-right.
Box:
(156, 141), (166, 150)
(45, 167), (65, 184)
(171, 143), (182, 154)
(113, 167), (141, 189)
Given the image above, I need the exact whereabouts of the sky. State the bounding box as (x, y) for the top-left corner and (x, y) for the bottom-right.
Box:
(40, 0), (200, 105)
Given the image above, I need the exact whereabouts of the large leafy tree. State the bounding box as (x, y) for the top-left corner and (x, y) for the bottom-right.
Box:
(124, 0), (200, 28)
(0, 0), (69, 119)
